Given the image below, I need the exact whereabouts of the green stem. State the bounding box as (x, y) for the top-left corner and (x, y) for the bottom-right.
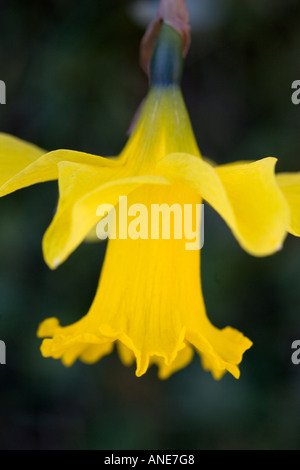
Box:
(150, 23), (183, 86)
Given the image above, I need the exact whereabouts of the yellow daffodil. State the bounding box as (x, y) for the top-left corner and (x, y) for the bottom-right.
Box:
(0, 24), (299, 380)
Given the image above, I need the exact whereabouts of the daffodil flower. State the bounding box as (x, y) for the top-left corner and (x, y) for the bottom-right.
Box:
(1, 24), (299, 380)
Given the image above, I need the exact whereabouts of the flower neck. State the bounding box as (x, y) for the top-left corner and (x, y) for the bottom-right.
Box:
(119, 86), (201, 169)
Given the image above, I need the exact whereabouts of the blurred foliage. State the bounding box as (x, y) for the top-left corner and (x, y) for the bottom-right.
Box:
(0, 0), (300, 450)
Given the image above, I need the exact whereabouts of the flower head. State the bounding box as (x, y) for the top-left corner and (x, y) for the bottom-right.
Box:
(0, 21), (299, 380)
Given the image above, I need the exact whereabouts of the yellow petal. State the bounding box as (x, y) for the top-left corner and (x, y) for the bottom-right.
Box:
(157, 153), (290, 256)
(153, 345), (194, 380)
(38, 184), (252, 379)
(277, 172), (300, 237)
(0, 133), (45, 192)
(187, 326), (252, 380)
(118, 340), (194, 379)
(0, 143), (113, 197)
(37, 317), (114, 367)
(43, 161), (170, 269)
(117, 342), (135, 367)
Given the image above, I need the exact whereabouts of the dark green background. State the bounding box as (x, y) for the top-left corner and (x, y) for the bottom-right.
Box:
(0, 0), (299, 450)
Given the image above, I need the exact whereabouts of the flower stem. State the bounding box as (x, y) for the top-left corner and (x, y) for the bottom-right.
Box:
(140, 0), (190, 80)
(150, 23), (183, 86)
